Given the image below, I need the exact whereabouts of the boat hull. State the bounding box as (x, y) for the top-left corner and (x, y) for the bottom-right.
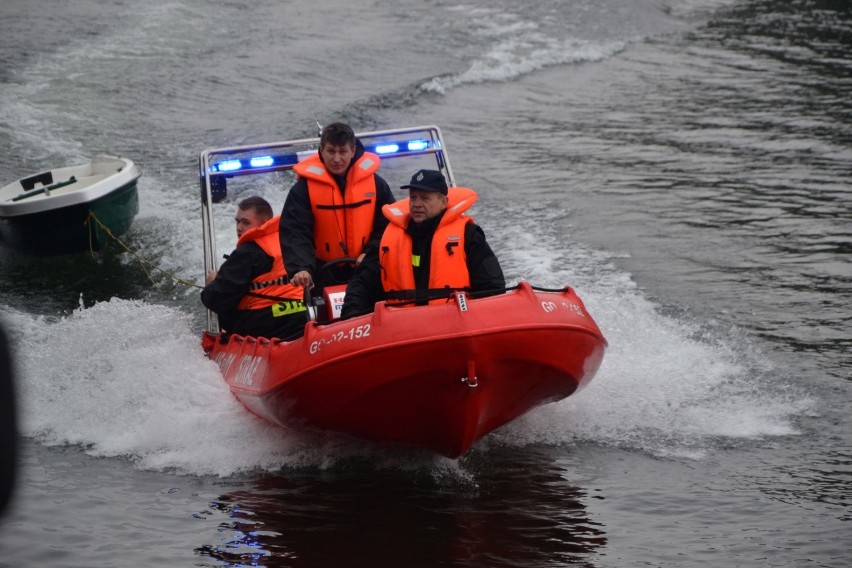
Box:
(0, 155), (140, 255)
(205, 282), (607, 457)
(0, 182), (138, 255)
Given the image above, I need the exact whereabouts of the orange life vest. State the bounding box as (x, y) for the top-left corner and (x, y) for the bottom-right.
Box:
(294, 151), (381, 263)
(236, 216), (304, 310)
(379, 187), (477, 305)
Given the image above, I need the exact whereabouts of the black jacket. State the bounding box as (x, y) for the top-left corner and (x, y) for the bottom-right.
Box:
(340, 211), (506, 319)
(200, 242), (305, 340)
(278, 139), (396, 287)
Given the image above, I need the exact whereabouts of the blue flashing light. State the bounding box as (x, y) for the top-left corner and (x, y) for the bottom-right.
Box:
(217, 159), (242, 172)
(211, 152), (302, 174)
(250, 156), (274, 168)
(407, 139), (429, 151)
(368, 139), (432, 155)
(375, 143), (400, 155)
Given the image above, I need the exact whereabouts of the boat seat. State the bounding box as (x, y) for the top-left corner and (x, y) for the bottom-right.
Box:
(20, 171), (53, 191)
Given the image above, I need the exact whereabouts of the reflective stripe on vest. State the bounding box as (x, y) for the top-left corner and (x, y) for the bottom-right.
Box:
(271, 300), (307, 317)
(249, 275), (290, 290)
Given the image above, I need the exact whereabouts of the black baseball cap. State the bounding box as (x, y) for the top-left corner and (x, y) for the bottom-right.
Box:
(400, 169), (448, 195)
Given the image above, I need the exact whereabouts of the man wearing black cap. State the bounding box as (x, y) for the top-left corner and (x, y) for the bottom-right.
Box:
(340, 169), (505, 318)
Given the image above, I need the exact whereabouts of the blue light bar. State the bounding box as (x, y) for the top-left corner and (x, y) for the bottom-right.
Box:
(250, 156), (274, 168)
(375, 143), (400, 155)
(211, 152), (301, 174)
(217, 159), (242, 172)
(407, 139), (429, 151)
(366, 138), (431, 156)
(209, 138), (434, 174)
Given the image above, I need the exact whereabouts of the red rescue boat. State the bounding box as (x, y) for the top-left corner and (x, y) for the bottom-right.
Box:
(198, 126), (607, 457)
(202, 282), (606, 457)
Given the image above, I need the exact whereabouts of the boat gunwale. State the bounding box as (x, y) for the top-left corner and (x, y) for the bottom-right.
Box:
(0, 156), (140, 217)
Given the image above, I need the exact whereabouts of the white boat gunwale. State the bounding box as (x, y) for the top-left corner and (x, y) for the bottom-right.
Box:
(0, 155), (141, 218)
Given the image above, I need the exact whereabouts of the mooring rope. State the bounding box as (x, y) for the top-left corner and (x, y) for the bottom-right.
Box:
(85, 212), (203, 292)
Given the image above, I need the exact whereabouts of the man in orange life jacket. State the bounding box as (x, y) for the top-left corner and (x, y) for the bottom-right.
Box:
(201, 196), (307, 340)
(279, 122), (396, 291)
(340, 169), (505, 319)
